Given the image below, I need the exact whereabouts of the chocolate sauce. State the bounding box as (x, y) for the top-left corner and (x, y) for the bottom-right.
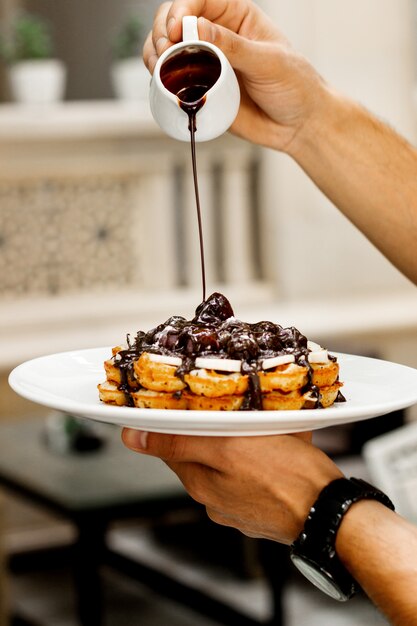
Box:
(160, 47), (221, 302)
(115, 336), (138, 407)
(160, 47), (221, 103)
(188, 112), (206, 301)
(113, 292), (339, 411)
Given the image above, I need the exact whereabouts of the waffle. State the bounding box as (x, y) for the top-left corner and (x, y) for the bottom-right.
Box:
(98, 292), (345, 411)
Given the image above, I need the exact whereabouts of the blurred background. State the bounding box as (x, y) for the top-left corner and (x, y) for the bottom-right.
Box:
(0, 0), (417, 625)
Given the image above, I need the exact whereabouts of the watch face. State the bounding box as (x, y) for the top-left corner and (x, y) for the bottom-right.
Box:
(290, 554), (350, 602)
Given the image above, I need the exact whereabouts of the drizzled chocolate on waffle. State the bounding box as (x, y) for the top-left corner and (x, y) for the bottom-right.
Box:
(104, 292), (345, 411)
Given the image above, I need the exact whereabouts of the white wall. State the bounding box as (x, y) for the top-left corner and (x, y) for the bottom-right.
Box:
(258, 0), (416, 299)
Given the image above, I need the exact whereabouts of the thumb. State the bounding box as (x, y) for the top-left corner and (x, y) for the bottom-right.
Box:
(121, 428), (223, 467)
(196, 17), (259, 74)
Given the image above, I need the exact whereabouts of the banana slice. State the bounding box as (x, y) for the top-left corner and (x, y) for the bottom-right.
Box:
(194, 357), (242, 373)
(307, 340), (323, 351)
(262, 354), (295, 370)
(308, 350), (329, 363)
(148, 354), (182, 366)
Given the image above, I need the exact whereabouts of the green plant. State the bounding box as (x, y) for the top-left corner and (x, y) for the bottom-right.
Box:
(0, 13), (54, 63)
(112, 15), (145, 60)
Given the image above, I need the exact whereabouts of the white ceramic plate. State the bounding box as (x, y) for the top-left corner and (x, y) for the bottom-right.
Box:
(9, 348), (417, 436)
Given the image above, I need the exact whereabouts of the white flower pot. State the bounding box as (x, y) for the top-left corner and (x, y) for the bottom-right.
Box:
(111, 57), (150, 102)
(9, 59), (66, 104)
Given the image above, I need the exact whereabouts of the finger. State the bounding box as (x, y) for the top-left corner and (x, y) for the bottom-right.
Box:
(206, 506), (236, 528)
(152, 2), (175, 56)
(122, 429), (314, 468)
(143, 31), (158, 73)
(122, 429), (226, 468)
(165, 0), (251, 42)
(191, 19), (271, 75)
(296, 431), (313, 443)
(164, 460), (221, 506)
(147, 15), (258, 77)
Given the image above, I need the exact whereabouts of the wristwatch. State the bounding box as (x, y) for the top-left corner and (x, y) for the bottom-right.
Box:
(290, 477), (395, 602)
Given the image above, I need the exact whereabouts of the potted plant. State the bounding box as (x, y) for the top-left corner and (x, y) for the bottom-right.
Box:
(0, 12), (66, 104)
(110, 15), (149, 102)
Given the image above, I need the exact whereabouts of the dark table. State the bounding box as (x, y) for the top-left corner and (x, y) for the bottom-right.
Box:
(0, 418), (288, 626)
(0, 417), (189, 626)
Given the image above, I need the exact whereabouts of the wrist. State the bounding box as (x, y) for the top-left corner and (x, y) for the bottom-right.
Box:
(291, 478), (395, 601)
(290, 458), (344, 542)
(336, 499), (398, 573)
(286, 84), (355, 163)
(336, 500), (417, 623)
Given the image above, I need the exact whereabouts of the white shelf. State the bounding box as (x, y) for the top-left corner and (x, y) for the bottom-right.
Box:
(3, 285), (417, 371)
(0, 100), (160, 141)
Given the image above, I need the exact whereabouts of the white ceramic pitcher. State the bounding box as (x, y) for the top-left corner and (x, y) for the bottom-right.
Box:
(149, 16), (240, 142)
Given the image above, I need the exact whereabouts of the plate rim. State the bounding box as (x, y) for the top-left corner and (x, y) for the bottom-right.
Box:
(9, 347), (417, 435)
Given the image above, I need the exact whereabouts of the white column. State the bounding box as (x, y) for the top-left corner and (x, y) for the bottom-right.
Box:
(221, 149), (254, 284)
(134, 155), (179, 289)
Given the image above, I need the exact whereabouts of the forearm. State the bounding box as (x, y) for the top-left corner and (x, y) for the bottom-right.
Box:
(288, 87), (417, 285)
(336, 500), (417, 625)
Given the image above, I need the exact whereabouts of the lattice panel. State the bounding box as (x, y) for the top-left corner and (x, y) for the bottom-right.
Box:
(0, 177), (136, 297)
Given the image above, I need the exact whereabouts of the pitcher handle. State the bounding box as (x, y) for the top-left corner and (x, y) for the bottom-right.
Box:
(182, 15), (199, 42)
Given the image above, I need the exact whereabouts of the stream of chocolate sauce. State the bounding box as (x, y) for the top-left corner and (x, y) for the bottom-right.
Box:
(160, 47), (222, 302)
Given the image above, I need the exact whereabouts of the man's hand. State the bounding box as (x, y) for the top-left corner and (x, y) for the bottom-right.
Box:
(143, 0), (328, 152)
(122, 429), (343, 544)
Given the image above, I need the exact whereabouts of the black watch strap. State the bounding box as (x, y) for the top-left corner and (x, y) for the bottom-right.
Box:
(291, 477), (395, 600)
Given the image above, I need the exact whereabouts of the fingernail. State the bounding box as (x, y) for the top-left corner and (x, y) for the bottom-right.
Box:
(138, 431), (149, 449)
(148, 54), (158, 74)
(156, 36), (168, 54)
(124, 429), (149, 451)
(167, 17), (176, 36)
